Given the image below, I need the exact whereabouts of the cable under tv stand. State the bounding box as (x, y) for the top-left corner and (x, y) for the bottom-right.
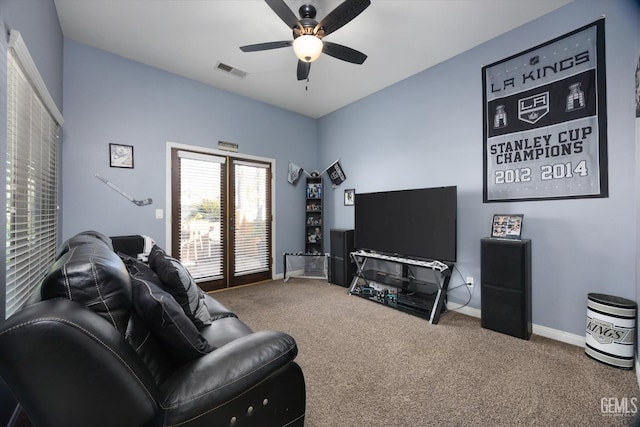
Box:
(348, 250), (452, 324)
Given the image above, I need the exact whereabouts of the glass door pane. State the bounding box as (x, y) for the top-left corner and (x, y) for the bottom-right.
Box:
(230, 160), (272, 286)
(176, 150), (225, 286)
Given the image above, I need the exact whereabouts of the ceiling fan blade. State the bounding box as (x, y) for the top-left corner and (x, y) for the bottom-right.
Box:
(297, 61), (311, 81)
(265, 0), (301, 29)
(240, 41), (292, 52)
(322, 41), (367, 64)
(315, 0), (371, 37)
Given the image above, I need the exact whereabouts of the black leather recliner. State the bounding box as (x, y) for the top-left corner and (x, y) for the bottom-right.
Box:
(0, 231), (305, 427)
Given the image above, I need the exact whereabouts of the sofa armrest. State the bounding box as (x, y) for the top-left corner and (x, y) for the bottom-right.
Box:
(159, 330), (298, 424)
(0, 299), (159, 427)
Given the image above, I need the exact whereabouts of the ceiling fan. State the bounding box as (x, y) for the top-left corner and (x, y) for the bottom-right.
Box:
(240, 0), (371, 81)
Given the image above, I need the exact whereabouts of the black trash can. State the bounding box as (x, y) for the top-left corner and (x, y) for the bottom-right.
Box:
(586, 293), (636, 369)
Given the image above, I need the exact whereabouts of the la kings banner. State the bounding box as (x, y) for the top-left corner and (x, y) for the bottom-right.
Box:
(483, 19), (607, 202)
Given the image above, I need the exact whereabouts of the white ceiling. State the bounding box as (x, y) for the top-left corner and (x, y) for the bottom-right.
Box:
(54, 0), (573, 119)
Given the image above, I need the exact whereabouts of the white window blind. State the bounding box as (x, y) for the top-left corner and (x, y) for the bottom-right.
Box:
(5, 31), (62, 318)
(233, 160), (270, 276)
(178, 150), (225, 282)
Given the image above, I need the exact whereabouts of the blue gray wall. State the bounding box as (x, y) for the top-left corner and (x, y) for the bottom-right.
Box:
(0, 0), (63, 106)
(62, 40), (317, 261)
(319, 0), (639, 338)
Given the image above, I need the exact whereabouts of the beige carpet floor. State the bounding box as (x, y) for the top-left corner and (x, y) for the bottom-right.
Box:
(212, 279), (640, 427)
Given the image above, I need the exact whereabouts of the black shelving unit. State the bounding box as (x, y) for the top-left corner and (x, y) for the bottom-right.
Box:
(305, 175), (323, 254)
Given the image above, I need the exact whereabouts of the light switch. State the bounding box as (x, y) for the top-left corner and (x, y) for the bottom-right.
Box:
(155, 209), (163, 219)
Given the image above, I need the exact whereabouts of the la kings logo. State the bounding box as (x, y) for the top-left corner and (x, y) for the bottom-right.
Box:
(586, 316), (633, 345)
(518, 92), (549, 124)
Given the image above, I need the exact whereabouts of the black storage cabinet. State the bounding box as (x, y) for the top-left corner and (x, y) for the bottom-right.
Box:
(329, 229), (355, 287)
(481, 238), (532, 340)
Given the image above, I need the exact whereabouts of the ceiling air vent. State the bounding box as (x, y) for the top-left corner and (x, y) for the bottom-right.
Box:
(216, 62), (247, 78)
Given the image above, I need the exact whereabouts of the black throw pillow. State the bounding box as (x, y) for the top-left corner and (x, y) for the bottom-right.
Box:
(125, 259), (214, 365)
(148, 245), (212, 329)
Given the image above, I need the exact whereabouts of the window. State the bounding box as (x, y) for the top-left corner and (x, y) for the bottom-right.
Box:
(5, 31), (62, 318)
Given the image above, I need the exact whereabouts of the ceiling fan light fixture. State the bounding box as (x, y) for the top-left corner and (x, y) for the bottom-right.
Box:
(293, 35), (323, 62)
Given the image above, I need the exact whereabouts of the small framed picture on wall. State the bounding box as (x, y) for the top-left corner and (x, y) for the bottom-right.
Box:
(109, 143), (134, 169)
(344, 189), (355, 206)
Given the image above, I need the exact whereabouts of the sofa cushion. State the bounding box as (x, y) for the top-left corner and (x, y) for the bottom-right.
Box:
(125, 260), (214, 365)
(125, 311), (178, 385)
(41, 239), (131, 333)
(148, 245), (212, 329)
(199, 316), (252, 349)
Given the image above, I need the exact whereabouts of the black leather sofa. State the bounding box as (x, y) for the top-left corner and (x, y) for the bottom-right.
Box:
(0, 231), (305, 427)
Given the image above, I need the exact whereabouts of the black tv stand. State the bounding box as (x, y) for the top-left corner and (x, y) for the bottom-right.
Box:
(348, 250), (452, 324)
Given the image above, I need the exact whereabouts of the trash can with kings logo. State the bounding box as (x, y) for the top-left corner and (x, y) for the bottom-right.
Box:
(586, 293), (636, 369)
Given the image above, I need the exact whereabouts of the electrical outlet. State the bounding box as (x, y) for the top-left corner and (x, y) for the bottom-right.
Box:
(466, 276), (474, 287)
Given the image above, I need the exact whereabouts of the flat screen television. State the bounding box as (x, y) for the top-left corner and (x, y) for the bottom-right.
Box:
(354, 186), (457, 263)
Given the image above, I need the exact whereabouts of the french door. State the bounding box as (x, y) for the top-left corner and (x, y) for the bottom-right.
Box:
(171, 148), (272, 291)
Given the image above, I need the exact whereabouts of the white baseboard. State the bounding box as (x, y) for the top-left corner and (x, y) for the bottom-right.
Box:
(448, 304), (481, 319)
(532, 323), (585, 347)
(448, 304), (585, 347)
